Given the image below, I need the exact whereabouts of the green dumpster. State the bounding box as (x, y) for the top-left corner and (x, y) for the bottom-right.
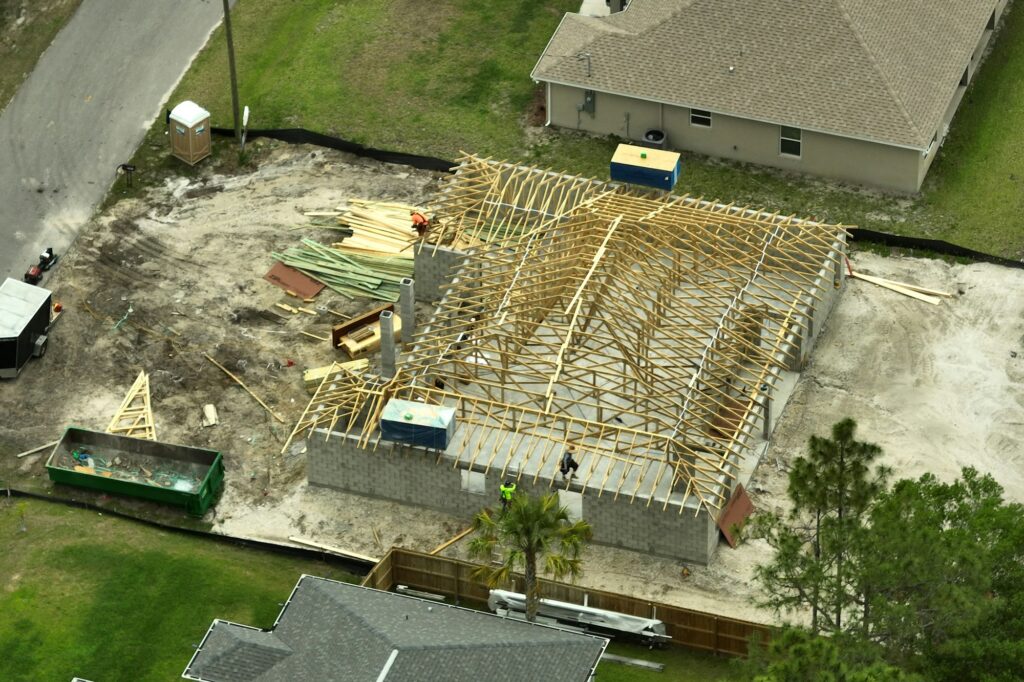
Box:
(45, 427), (224, 517)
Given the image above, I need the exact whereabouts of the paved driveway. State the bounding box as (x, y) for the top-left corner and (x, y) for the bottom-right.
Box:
(0, 0), (229, 281)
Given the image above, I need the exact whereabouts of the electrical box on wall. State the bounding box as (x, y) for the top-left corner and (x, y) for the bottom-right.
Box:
(583, 90), (596, 114)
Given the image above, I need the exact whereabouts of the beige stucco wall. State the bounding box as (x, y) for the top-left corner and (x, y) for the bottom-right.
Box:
(547, 82), (924, 192)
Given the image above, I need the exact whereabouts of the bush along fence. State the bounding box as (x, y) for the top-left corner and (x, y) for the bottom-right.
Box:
(362, 547), (771, 657)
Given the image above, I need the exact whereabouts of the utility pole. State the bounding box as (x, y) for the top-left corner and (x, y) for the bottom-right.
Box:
(222, 0), (241, 143)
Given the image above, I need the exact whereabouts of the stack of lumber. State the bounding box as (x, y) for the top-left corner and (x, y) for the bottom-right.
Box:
(303, 359), (369, 394)
(303, 199), (421, 256)
(272, 239), (413, 302)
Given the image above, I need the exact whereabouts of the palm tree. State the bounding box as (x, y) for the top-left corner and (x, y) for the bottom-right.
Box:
(468, 492), (593, 622)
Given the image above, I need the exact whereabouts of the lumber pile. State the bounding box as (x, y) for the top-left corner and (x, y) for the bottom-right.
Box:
(303, 359), (369, 394)
(304, 199), (422, 256)
(273, 239), (413, 302)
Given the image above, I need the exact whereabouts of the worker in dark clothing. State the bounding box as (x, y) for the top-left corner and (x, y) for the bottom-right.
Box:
(411, 211), (430, 237)
(499, 478), (517, 512)
(560, 448), (579, 482)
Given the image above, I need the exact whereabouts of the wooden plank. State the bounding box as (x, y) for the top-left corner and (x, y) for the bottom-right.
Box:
(14, 440), (59, 459)
(852, 271), (952, 297)
(289, 536), (380, 563)
(430, 527), (474, 555)
(850, 271), (941, 304)
(204, 354), (286, 423)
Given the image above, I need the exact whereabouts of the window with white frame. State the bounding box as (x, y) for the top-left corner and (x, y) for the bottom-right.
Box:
(690, 109), (712, 127)
(780, 126), (802, 157)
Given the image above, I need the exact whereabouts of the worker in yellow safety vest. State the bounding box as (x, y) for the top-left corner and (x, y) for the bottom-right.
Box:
(499, 479), (517, 512)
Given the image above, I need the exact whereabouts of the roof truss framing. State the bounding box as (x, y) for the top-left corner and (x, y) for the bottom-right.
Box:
(307, 156), (845, 514)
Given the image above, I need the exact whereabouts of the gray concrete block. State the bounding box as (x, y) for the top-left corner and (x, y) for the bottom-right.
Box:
(306, 432), (722, 565)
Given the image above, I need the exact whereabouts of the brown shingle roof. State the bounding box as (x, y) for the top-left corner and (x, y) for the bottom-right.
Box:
(532, 0), (999, 148)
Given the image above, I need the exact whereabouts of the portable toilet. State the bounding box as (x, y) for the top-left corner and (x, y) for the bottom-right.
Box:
(169, 100), (212, 165)
(609, 143), (681, 191)
(0, 278), (52, 378)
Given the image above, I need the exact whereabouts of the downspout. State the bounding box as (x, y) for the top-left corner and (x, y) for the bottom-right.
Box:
(545, 82), (552, 126)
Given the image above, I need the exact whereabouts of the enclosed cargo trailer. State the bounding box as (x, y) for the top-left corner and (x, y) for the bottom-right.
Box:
(0, 278), (52, 378)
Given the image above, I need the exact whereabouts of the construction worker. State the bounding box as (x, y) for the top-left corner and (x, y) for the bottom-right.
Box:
(411, 211), (430, 237)
(560, 448), (579, 482)
(499, 478), (517, 512)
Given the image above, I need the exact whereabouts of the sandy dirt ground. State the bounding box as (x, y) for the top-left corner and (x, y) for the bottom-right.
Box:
(4, 144), (1024, 626)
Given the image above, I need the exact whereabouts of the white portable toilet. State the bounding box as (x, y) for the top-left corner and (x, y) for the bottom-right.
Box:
(169, 100), (212, 165)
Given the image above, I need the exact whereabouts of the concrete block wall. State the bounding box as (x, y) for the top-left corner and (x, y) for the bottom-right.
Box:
(413, 245), (467, 302)
(786, 240), (846, 370)
(307, 431), (721, 565)
(581, 490), (719, 564)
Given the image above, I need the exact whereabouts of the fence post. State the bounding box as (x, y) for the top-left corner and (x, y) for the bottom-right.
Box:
(454, 562), (461, 605)
(714, 616), (720, 655)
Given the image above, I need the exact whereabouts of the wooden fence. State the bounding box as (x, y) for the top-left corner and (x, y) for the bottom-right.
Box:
(362, 548), (770, 657)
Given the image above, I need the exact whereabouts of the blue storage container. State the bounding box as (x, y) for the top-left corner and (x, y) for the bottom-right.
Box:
(609, 143), (681, 191)
(380, 399), (457, 450)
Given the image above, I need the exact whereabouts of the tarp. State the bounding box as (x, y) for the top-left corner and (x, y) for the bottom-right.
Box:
(380, 399), (456, 450)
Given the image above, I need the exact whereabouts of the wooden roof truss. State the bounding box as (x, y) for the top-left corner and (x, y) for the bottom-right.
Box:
(304, 157), (845, 514)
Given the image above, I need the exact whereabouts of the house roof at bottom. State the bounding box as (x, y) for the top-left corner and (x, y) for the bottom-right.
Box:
(532, 0), (1000, 148)
(0, 278), (50, 339)
(183, 575), (606, 682)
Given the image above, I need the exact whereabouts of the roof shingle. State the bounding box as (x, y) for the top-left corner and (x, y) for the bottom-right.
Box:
(184, 576), (607, 682)
(532, 0), (999, 148)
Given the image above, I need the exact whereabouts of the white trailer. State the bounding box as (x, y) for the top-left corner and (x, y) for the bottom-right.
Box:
(488, 589), (670, 647)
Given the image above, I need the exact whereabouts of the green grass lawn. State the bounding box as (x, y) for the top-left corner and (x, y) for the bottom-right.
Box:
(0, 498), (358, 682)
(0, 0), (82, 111)
(126, 0), (1024, 259)
(0, 498), (743, 682)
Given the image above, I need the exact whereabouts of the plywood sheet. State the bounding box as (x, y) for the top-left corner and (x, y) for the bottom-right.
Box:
(717, 484), (754, 548)
(264, 262), (324, 299)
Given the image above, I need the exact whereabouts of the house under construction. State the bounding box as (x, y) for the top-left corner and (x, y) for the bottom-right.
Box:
(299, 155), (847, 564)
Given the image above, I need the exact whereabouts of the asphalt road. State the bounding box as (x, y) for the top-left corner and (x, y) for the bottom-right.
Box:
(0, 0), (229, 283)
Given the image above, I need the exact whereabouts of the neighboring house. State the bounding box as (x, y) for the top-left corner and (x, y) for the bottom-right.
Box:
(532, 0), (1009, 192)
(182, 575), (607, 682)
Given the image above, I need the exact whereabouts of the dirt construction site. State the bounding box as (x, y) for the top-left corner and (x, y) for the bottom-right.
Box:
(3, 142), (1024, 624)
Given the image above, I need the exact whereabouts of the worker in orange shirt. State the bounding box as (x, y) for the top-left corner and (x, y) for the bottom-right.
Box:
(411, 211), (430, 237)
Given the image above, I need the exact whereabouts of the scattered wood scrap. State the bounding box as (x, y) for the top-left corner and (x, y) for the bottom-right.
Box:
(303, 359), (369, 393)
(300, 330), (330, 342)
(850, 271), (943, 305)
(201, 404), (219, 427)
(430, 527), (474, 555)
(288, 536), (380, 564)
(204, 354), (286, 424)
(14, 440), (59, 459)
